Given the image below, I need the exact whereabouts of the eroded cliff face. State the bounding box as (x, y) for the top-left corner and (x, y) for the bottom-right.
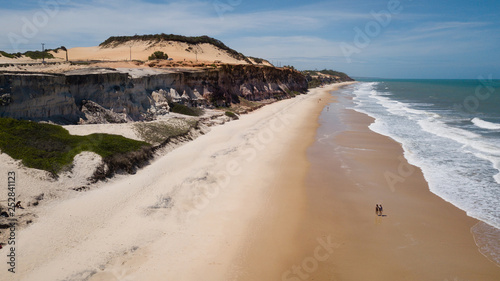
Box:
(0, 65), (307, 124)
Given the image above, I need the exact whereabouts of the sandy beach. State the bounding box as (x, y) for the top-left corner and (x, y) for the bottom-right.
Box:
(0, 83), (349, 281)
(2, 82), (499, 281)
(292, 90), (500, 280)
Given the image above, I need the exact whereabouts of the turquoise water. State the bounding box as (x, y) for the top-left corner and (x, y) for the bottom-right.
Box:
(339, 79), (500, 262)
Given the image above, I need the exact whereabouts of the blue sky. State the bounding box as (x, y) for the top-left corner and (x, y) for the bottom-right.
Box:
(1, 0), (499, 79)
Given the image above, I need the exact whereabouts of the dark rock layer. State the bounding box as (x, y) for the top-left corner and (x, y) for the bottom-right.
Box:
(0, 65), (308, 124)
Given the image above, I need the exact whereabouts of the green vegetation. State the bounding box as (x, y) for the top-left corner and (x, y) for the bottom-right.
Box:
(99, 34), (249, 62)
(318, 69), (352, 81)
(286, 90), (302, 97)
(303, 69), (352, 81)
(238, 97), (261, 109)
(248, 56), (264, 64)
(303, 69), (353, 88)
(134, 119), (197, 145)
(307, 79), (322, 89)
(0, 50), (54, 60)
(0, 51), (21, 59)
(225, 111), (239, 120)
(23, 51), (55, 60)
(168, 102), (205, 116)
(148, 51), (169, 60)
(228, 97), (263, 114)
(0, 118), (150, 175)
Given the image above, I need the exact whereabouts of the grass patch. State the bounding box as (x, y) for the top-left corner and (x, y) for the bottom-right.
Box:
(307, 79), (322, 89)
(168, 102), (204, 116)
(0, 51), (21, 59)
(24, 51), (55, 60)
(285, 89), (302, 97)
(134, 119), (197, 145)
(228, 97), (263, 114)
(238, 97), (261, 109)
(0, 50), (56, 60)
(225, 111), (239, 120)
(0, 118), (150, 175)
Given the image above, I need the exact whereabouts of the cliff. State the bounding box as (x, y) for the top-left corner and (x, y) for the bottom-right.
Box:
(0, 65), (307, 124)
(303, 69), (354, 88)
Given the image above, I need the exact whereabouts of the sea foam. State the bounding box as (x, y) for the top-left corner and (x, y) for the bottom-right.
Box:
(472, 117), (500, 130)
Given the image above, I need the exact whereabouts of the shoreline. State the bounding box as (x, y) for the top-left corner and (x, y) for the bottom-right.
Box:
(3, 81), (496, 280)
(298, 88), (500, 280)
(226, 83), (352, 280)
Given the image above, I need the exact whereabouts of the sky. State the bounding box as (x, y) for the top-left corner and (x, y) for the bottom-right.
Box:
(1, 0), (499, 79)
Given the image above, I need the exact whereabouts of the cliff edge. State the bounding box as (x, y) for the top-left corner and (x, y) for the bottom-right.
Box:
(0, 65), (308, 124)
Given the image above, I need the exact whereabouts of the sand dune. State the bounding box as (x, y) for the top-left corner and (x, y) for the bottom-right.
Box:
(50, 40), (256, 65)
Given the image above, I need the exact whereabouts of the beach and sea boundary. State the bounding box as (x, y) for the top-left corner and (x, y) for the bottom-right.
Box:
(1, 82), (499, 280)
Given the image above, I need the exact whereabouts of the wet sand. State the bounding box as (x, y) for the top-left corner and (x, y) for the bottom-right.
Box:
(230, 84), (500, 281)
(294, 90), (500, 280)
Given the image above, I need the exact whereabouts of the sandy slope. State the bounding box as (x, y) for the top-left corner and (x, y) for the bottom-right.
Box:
(1, 40), (272, 73)
(0, 84), (348, 281)
(50, 41), (251, 64)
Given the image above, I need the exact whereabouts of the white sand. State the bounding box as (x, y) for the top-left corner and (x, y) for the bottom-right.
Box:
(63, 123), (143, 141)
(50, 41), (250, 64)
(0, 84), (349, 281)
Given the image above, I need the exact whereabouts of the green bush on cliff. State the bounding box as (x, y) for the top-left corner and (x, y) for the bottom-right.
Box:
(148, 51), (169, 60)
(168, 102), (204, 116)
(0, 51), (21, 59)
(248, 56), (264, 64)
(0, 118), (150, 175)
(0, 50), (56, 60)
(308, 79), (322, 89)
(134, 119), (197, 145)
(318, 69), (352, 81)
(23, 51), (55, 60)
(225, 111), (239, 120)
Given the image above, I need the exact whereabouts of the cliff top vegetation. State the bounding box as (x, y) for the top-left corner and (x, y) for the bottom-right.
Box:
(303, 69), (352, 81)
(0, 117), (150, 175)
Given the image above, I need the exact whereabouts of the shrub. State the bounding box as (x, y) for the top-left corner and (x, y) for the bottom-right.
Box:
(0, 118), (150, 175)
(308, 79), (322, 89)
(0, 50), (56, 60)
(0, 51), (22, 59)
(133, 120), (197, 145)
(225, 111), (239, 120)
(148, 51), (169, 60)
(318, 69), (352, 81)
(168, 102), (204, 116)
(248, 56), (264, 64)
(24, 51), (55, 60)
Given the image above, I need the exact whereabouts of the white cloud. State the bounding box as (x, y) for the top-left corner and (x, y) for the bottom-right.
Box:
(413, 21), (489, 33)
(228, 36), (345, 60)
(1, 0), (498, 78)
(0, 0), (374, 51)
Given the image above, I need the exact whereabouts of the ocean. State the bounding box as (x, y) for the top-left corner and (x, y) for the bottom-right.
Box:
(339, 79), (500, 262)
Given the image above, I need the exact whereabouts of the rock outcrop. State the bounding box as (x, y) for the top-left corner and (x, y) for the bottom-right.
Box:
(0, 65), (307, 124)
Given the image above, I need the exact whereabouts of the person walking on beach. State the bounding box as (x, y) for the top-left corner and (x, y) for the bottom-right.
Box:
(379, 204), (383, 216)
(375, 204), (380, 216)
